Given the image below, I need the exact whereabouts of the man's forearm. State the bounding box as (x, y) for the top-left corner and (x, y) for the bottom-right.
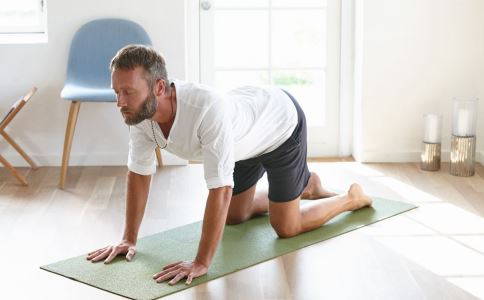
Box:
(195, 186), (232, 267)
(123, 171), (151, 243)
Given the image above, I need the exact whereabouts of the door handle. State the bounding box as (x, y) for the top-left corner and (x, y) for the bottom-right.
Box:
(201, 1), (212, 10)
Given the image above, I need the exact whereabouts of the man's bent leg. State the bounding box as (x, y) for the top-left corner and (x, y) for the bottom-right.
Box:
(226, 172), (338, 226)
(269, 183), (372, 238)
(226, 184), (270, 225)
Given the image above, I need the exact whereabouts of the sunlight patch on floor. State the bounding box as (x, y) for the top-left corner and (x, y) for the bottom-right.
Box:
(352, 165), (484, 300)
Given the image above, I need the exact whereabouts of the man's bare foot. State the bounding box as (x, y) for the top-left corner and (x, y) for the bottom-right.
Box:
(347, 183), (372, 211)
(301, 172), (338, 200)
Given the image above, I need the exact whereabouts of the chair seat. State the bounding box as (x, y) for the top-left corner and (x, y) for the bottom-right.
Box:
(61, 83), (116, 102)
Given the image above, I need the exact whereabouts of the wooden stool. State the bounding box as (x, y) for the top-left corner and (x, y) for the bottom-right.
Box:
(0, 87), (38, 185)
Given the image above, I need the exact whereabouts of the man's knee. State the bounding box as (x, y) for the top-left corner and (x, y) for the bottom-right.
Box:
(225, 211), (250, 225)
(270, 221), (300, 238)
(226, 187), (257, 225)
(268, 197), (301, 238)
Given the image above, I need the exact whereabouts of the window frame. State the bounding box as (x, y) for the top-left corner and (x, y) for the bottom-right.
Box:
(195, 0), (348, 157)
(0, 0), (48, 44)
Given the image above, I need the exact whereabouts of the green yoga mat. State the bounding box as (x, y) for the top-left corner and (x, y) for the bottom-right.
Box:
(41, 197), (416, 300)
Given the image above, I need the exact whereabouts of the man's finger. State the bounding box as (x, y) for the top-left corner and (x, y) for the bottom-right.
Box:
(91, 248), (112, 263)
(153, 265), (179, 278)
(86, 252), (99, 260)
(186, 273), (194, 285)
(155, 270), (179, 283)
(169, 272), (187, 285)
(153, 268), (171, 279)
(126, 248), (135, 261)
(163, 261), (183, 270)
(87, 247), (107, 256)
(104, 247), (121, 264)
(86, 248), (106, 260)
(152, 269), (169, 279)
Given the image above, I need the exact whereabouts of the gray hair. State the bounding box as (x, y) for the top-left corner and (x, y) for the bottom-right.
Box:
(110, 44), (168, 89)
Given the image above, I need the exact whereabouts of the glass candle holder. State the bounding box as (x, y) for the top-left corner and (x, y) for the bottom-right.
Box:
(423, 113), (442, 143)
(421, 114), (442, 171)
(452, 97), (478, 137)
(450, 97), (478, 176)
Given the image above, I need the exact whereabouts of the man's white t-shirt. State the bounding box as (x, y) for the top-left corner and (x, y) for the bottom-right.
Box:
(128, 79), (298, 189)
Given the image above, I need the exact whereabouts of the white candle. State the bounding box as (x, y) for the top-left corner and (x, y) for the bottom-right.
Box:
(456, 109), (471, 136)
(423, 114), (441, 143)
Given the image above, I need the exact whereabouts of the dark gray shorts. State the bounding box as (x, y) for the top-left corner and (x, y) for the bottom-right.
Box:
(232, 90), (311, 202)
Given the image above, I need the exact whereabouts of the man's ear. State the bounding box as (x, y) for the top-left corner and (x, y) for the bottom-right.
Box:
(155, 79), (166, 97)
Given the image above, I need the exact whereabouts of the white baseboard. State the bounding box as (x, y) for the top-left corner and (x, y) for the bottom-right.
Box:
(0, 151), (188, 167)
(358, 151), (447, 163)
(358, 151), (419, 163)
(3, 150), (482, 167)
(358, 150), (484, 165)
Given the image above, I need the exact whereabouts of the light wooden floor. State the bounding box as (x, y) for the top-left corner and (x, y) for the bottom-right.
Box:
(1, 162), (483, 299)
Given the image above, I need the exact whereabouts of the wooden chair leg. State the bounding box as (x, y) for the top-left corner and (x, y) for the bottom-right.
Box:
(59, 101), (81, 188)
(155, 147), (163, 167)
(0, 130), (37, 169)
(0, 154), (28, 186)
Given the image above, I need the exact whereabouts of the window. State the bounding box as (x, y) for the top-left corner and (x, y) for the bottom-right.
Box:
(199, 0), (342, 156)
(0, 0), (47, 43)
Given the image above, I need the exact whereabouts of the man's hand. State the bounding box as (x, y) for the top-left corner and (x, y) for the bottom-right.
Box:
(151, 186), (231, 285)
(86, 240), (136, 264)
(152, 261), (208, 285)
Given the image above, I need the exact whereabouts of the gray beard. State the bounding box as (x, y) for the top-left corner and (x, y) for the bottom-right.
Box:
(124, 93), (157, 125)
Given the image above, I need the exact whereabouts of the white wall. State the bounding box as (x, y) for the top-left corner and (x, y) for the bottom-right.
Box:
(0, 0), (186, 166)
(354, 0), (484, 163)
(2, 0), (484, 167)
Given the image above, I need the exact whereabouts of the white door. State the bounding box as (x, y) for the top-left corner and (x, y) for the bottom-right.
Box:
(199, 0), (341, 157)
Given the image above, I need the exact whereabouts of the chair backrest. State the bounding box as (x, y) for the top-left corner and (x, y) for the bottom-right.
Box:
(0, 87), (38, 130)
(65, 19), (152, 88)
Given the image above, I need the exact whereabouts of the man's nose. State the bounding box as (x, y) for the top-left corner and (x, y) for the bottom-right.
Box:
(116, 95), (127, 107)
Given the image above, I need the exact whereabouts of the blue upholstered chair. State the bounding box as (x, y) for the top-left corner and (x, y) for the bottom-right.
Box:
(59, 19), (160, 188)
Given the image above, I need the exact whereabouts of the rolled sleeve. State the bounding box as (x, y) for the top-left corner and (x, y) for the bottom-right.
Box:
(127, 124), (157, 176)
(199, 100), (235, 189)
(205, 176), (234, 190)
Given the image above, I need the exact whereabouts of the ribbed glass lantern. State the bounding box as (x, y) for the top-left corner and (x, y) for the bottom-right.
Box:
(421, 114), (442, 171)
(450, 97), (478, 176)
(452, 97), (478, 137)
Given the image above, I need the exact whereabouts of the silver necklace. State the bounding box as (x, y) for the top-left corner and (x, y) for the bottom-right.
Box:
(151, 87), (175, 150)
(151, 120), (167, 149)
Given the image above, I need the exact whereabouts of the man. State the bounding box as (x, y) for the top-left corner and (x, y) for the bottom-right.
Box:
(87, 45), (372, 285)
